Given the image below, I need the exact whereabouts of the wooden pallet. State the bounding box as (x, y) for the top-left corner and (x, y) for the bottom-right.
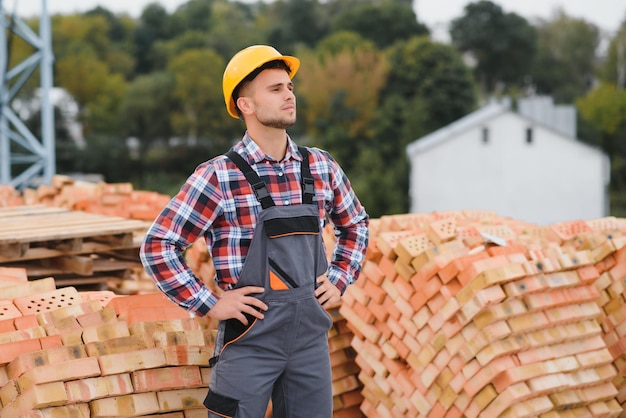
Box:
(0, 205), (150, 263)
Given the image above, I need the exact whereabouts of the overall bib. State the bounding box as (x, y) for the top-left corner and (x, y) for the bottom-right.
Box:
(204, 147), (333, 418)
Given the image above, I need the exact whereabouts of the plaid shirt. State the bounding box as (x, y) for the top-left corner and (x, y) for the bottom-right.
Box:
(140, 134), (369, 316)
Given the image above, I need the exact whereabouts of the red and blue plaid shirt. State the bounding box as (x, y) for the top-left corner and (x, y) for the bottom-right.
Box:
(140, 134), (369, 316)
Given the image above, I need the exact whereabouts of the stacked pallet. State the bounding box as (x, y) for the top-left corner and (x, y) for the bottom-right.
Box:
(0, 273), (215, 417)
(0, 205), (151, 290)
(340, 211), (626, 417)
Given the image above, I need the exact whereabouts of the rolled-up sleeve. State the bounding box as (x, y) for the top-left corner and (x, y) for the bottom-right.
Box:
(140, 163), (222, 316)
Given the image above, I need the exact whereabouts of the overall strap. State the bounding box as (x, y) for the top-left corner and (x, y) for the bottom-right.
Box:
(298, 146), (315, 205)
(226, 150), (275, 209)
(225, 147), (316, 208)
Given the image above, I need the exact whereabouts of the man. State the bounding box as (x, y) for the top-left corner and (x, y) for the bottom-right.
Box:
(140, 45), (369, 418)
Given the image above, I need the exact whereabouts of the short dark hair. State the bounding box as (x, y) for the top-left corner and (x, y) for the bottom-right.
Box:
(232, 59), (292, 106)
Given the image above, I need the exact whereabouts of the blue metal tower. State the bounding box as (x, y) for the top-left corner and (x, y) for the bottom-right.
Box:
(0, 0), (55, 189)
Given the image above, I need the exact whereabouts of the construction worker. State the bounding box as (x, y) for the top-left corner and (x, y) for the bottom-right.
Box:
(140, 45), (369, 417)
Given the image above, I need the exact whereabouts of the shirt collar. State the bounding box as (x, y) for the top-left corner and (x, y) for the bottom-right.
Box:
(241, 132), (303, 164)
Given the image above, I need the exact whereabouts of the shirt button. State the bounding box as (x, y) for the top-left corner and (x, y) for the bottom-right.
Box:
(284, 200), (290, 205)
(277, 171), (284, 176)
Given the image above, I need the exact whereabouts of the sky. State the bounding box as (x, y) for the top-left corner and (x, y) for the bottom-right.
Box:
(9, 0), (626, 36)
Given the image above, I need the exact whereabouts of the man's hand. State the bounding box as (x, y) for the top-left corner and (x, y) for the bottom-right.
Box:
(207, 286), (268, 325)
(314, 275), (341, 308)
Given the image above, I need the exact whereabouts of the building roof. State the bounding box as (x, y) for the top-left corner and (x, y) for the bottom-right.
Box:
(406, 96), (606, 158)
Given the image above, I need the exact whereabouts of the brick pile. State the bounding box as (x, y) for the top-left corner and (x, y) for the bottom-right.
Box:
(5, 179), (626, 416)
(339, 211), (626, 417)
(0, 272), (215, 417)
(0, 176), (171, 221)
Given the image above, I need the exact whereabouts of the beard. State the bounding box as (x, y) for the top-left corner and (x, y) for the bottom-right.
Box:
(256, 108), (297, 130)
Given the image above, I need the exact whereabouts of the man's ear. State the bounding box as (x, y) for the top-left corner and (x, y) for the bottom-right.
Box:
(236, 96), (254, 116)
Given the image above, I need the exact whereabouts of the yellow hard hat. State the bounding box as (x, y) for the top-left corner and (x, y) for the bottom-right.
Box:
(223, 45), (300, 119)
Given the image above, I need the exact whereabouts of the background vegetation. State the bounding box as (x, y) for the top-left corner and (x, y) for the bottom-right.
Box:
(9, 0), (626, 218)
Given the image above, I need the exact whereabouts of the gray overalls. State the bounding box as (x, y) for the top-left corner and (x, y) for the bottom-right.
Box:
(204, 147), (333, 418)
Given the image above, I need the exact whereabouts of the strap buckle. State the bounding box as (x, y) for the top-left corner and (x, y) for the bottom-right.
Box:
(252, 182), (271, 201)
(302, 177), (314, 196)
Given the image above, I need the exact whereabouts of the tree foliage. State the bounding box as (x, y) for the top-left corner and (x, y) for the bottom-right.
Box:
(531, 10), (600, 103)
(601, 21), (626, 87)
(332, 3), (428, 49)
(168, 48), (239, 147)
(450, 0), (536, 93)
(577, 83), (626, 196)
(11, 0), (626, 217)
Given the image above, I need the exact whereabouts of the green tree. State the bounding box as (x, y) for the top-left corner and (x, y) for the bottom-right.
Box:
(133, 3), (177, 73)
(601, 21), (626, 88)
(296, 39), (389, 171)
(119, 71), (176, 148)
(332, 3), (428, 49)
(577, 83), (626, 193)
(170, 0), (214, 33)
(384, 36), (477, 133)
(167, 48), (239, 148)
(204, 0), (265, 59)
(267, 0), (329, 52)
(450, 0), (536, 94)
(531, 10), (600, 103)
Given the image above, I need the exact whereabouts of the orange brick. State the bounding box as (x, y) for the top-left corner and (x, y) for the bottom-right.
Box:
(156, 388), (207, 412)
(65, 373), (134, 403)
(98, 347), (167, 375)
(128, 317), (201, 335)
(81, 320), (130, 344)
(13, 287), (83, 316)
(75, 306), (117, 328)
(0, 317), (16, 333)
(362, 260), (385, 285)
(106, 293), (187, 320)
(0, 338), (42, 365)
(126, 305), (191, 325)
(363, 280), (386, 305)
(7, 344), (87, 380)
(0, 300), (23, 321)
(351, 300), (375, 325)
(577, 264), (600, 282)
(1, 381), (68, 414)
(0, 266), (28, 282)
(85, 334), (154, 357)
(13, 314), (39, 330)
(382, 296), (401, 320)
(38, 335), (63, 350)
(90, 391), (161, 416)
(409, 290), (427, 311)
(464, 355), (517, 397)
(17, 357), (101, 391)
(163, 345), (212, 366)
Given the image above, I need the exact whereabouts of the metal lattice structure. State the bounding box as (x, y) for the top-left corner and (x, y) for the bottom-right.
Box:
(0, 0), (55, 189)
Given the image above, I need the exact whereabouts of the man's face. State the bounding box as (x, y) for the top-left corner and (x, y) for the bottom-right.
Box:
(240, 68), (296, 129)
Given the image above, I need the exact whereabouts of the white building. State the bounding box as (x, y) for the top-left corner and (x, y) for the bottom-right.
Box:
(406, 96), (610, 226)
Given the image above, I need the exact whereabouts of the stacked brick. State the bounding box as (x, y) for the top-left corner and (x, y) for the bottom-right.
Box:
(339, 211), (626, 417)
(0, 176), (171, 222)
(0, 272), (215, 417)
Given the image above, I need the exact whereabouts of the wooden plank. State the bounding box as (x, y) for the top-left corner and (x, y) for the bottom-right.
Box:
(6, 256), (142, 278)
(0, 218), (149, 243)
(0, 240), (142, 264)
(49, 255), (94, 276)
(0, 205), (67, 218)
